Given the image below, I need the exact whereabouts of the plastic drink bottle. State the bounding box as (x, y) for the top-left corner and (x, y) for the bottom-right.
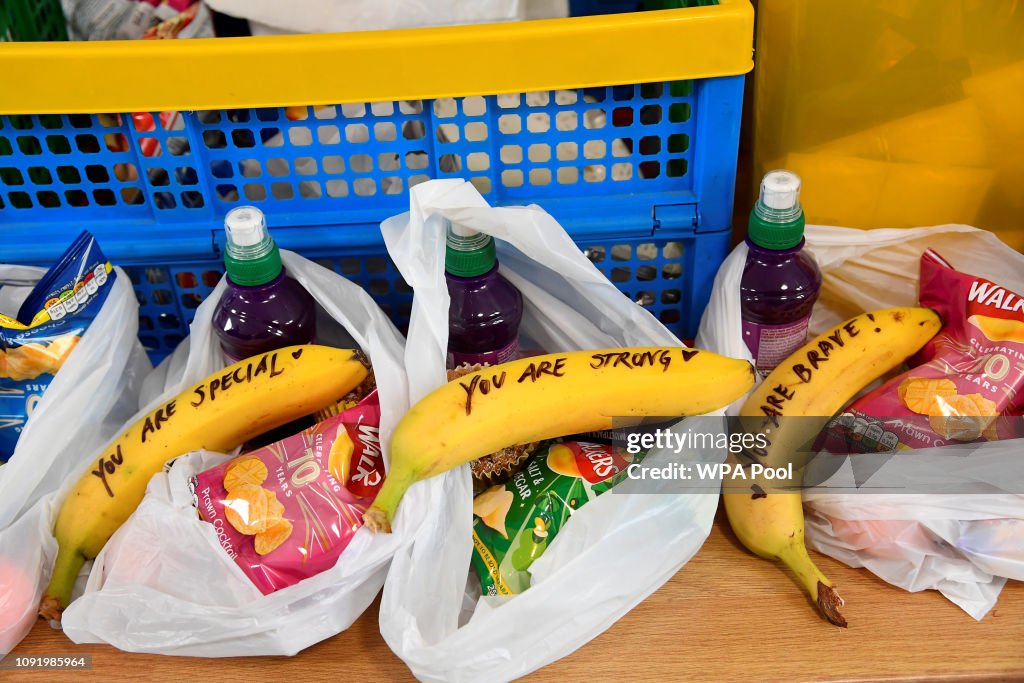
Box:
(741, 170), (822, 376)
(213, 206), (316, 362)
(445, 221), (523, 368)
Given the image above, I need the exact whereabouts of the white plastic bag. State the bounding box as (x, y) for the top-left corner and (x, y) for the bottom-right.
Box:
(378, 179), (718, 682)
(204, 0), (566, 35)
(0, 266), (150, 654)
(55, 251), (411, 656)
(696, 224), (1024, 619)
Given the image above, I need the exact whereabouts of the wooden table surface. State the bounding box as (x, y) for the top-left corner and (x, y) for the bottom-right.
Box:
(10, 507), (1024, 682)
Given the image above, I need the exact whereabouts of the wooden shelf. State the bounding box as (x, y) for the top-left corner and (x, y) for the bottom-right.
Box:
(11, 508), (1024, 681)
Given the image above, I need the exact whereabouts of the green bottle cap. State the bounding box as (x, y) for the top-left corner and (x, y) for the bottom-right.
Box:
(747, 170), (806, 250)
(445, 221), (496, 277)
(223, 206), (282, 286)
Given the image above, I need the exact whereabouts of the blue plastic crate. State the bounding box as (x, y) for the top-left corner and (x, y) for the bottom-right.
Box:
(0, 3), (747, 363)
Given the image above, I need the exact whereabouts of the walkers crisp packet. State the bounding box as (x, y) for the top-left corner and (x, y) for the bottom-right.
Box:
(1, 232), (114, 461)
(470, 439), (641, 596)
(191, 391), (386, 594)
(822, 249), (1024, 453)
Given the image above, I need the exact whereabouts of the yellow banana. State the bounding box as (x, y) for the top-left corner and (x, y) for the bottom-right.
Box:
(40, 345), (368, 621)
(365, 347), (756, 532)
(724, 307), (941, 627)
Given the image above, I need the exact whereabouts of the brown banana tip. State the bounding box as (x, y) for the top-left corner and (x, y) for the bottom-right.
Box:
(363, 507), (392, 534)
(816, 581), (848, 628)
(39, 595), (63, 623)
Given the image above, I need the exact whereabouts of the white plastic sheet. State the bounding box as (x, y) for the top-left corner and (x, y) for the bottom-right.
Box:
(0, 267), (150, 654)
(54, 252), (411, 656)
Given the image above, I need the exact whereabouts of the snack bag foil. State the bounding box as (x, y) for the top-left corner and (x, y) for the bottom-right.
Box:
(471, 440), (640, 596)
(191, 392), (385, 594)
(1, 232), (115, 461)
(822, 250), (1024, 453)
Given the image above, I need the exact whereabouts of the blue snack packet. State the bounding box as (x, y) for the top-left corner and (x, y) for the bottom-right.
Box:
(0, 232), (115, 461)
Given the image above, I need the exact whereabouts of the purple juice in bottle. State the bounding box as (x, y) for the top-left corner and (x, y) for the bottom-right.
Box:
(741, 171), (821, 377)
(445, 222), (523, 368)
(213, 206), (316, 363)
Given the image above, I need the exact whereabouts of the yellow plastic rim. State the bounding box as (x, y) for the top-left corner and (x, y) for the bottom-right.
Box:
(0, 2), (752, 115)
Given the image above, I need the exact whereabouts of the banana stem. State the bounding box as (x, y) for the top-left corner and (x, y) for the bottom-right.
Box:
(816, 582), (847, 628)
(364, 468), (417, 534)
(40, 546), (85, 622)
(778, 544), (847, 627)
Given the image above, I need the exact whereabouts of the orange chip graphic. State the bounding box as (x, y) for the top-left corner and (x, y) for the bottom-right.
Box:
(546, 443), (582, 478)
(255, 519), (293, 556)
(3, 345), (52, 381)
(473, 486), (515, 539)
(223, 457), (268, 493)
(897, 377), (914, 403)
(2, 352), (29, 381)
(263, 488), (285, 525)
(327, 427), (354, 485)
(964, 393), (998, 416)
(928, 394), (993, 442)
(969, 314), (1024, 344)
(224, 483), (269, 534)
(900, 378), (958, 416)
(22, 341), (58, 364)
(47, 335), (80, 366)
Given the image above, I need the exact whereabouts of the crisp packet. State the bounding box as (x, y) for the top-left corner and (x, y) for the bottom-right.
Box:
(822, 249), (1024, 452)
(0, 232), (115, 461)
(190, 391), (385, 594)
(470, 439), (640, 596)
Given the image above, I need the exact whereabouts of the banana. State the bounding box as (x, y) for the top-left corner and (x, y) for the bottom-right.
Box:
(365, 347), (756, 533)
(39, 345), (368, 621)
(724, 307), (941, 627)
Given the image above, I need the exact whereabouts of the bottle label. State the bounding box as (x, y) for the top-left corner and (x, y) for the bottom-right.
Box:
(448, 339), (520, 369)
(743, 316), (811, 377)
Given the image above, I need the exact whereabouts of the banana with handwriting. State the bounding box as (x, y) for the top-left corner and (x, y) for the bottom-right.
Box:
(40, 345), (369, 621)
(365, 347), (756, 533)
(723, 307), (941, 626)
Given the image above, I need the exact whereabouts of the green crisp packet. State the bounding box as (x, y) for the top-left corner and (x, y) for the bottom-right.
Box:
(470, 439), (643, 596)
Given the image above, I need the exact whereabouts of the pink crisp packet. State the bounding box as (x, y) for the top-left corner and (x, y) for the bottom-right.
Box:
(821, 250), (1024, 453)
(191, 392), (385, 594)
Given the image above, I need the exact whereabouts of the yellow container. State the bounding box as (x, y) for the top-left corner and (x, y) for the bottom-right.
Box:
(0, 3), (753, 113)
(751, 0), (1024, 251)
